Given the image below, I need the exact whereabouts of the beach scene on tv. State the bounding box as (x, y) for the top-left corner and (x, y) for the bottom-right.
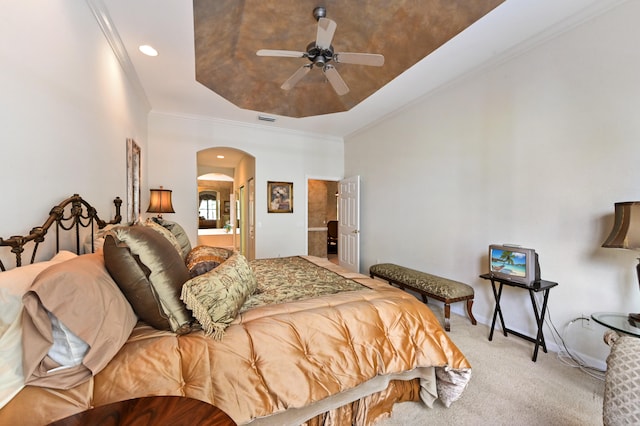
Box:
(490, 249), (527, 277)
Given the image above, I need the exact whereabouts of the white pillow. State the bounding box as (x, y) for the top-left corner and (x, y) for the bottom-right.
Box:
(0, 288), (24, 408)
(0, 251), (78, 409)
(0, 251), (78, 296)
(46, 311), (89, 371)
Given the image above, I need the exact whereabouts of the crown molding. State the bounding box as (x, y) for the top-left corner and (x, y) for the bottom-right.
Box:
(85, 0), (151, 111)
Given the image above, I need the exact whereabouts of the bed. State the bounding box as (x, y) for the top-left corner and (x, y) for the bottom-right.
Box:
(0, 194), (471, 425)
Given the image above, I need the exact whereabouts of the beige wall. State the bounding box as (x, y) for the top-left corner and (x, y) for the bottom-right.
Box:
(345, 1), (639, 368)
(0, 1), (149, 266)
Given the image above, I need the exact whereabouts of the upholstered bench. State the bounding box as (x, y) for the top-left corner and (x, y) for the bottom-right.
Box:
(369, 263), (476, 331)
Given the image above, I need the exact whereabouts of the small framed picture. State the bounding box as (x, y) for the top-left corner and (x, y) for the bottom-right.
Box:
(126, 139), (141, 224)
(267, 181), (293, 213)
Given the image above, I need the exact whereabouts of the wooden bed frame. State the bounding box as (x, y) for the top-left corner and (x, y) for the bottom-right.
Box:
(0, 194), (122, 271)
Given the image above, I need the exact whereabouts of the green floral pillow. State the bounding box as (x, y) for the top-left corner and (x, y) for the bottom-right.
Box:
(181, 252), (256, 340)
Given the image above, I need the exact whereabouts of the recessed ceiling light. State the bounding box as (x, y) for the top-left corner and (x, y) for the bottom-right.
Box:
(139, 45), (158, 57)
(217, 155), (225, 159)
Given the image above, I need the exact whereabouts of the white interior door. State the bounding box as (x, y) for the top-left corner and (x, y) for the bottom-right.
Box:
(248, 178), (255, 260)
(338, 176), (360, 272)
(229, 193), (236, 250)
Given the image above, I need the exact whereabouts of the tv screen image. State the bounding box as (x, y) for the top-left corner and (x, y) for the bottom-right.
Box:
(490, 248), (527, 278)
(488, 244), (539, 286)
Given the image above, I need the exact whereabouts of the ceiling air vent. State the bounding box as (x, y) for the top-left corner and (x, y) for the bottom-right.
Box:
(258, 115), (276, 122)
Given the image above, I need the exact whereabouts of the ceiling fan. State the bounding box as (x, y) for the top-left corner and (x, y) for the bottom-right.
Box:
(256, 6), (384, 96)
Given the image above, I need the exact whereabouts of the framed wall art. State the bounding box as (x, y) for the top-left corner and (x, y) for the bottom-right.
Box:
(267, 181), (293, 213)
(126, 138), (141, 224)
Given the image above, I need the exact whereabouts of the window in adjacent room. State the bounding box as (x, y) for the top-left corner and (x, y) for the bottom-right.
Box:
(199, 192), (218, 220)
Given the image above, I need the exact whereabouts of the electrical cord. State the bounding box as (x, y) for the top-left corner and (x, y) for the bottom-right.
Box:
(534, 293), (605, 381)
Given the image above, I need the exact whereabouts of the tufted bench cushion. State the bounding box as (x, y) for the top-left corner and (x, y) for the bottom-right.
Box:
(370, 263), (476, 331)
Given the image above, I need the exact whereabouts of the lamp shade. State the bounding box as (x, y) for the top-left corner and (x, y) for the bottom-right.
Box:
(602, 202), (640, 249)
(147, 187), (175, 216)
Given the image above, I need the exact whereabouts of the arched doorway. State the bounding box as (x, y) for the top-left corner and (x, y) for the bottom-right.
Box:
(196, 147), (256, 260)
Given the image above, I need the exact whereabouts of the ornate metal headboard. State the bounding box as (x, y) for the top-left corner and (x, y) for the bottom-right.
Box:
(0, 194), (122, 271)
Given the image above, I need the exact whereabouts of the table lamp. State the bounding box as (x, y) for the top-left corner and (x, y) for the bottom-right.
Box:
(602, 201), (640, 321)
(147, 186), (175, 219)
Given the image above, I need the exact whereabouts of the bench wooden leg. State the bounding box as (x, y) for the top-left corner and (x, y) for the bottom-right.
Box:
(444, 304), (451, 332)
(421, 294), (428, 304)
(466, 299), (477, 325)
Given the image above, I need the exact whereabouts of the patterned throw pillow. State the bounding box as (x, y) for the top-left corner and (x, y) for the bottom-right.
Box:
(185, 245), (234, 278)
(181, 252), (256, 340)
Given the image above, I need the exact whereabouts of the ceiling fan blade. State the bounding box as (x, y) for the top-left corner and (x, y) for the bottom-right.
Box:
(316, 18), (337, 49)
(257, 49), (306, 58)
(281, 65), (312, 90)
(323, 65), (349, 96)
(334, 52), (385, 66)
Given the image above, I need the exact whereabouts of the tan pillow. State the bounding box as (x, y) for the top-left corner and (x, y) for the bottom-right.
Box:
(21, 253), (137, 389)
(142, 218), (183, 258)
(154, 218), (191, 260)
(82, 224), (116, 254)
(181, 252), (257, 340)
(103, 225), (193, 334)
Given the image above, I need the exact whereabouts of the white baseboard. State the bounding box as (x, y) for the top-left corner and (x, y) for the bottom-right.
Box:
(447, 304), (608, 372)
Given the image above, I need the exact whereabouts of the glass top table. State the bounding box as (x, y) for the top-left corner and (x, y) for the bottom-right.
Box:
(591, 312), (640, 337)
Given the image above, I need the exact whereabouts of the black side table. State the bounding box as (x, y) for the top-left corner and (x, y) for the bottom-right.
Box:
(480, 273), (558, 362)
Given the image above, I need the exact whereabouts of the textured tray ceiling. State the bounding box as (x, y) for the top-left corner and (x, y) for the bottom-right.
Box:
(194, 0), (504, 118)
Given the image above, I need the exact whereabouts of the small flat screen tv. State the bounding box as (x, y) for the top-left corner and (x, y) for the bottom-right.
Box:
(488, 244), (540, 286)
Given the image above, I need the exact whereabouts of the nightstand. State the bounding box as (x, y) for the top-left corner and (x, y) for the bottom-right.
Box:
(480, 273), (558, 362)
(591, 312), (640, 338)
(48, 396), (236, 426)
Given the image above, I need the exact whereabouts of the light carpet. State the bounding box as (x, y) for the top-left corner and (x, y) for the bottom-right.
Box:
(376, 307), (605, 425)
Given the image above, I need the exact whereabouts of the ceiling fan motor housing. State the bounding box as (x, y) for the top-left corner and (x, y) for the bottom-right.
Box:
(306, 42), (334, 68)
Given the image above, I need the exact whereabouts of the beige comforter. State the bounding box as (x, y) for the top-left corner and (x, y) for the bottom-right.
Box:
(1, 257), (471, 425)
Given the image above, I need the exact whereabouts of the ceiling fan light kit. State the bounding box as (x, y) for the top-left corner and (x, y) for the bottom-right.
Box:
(256, 6), (384, 96)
